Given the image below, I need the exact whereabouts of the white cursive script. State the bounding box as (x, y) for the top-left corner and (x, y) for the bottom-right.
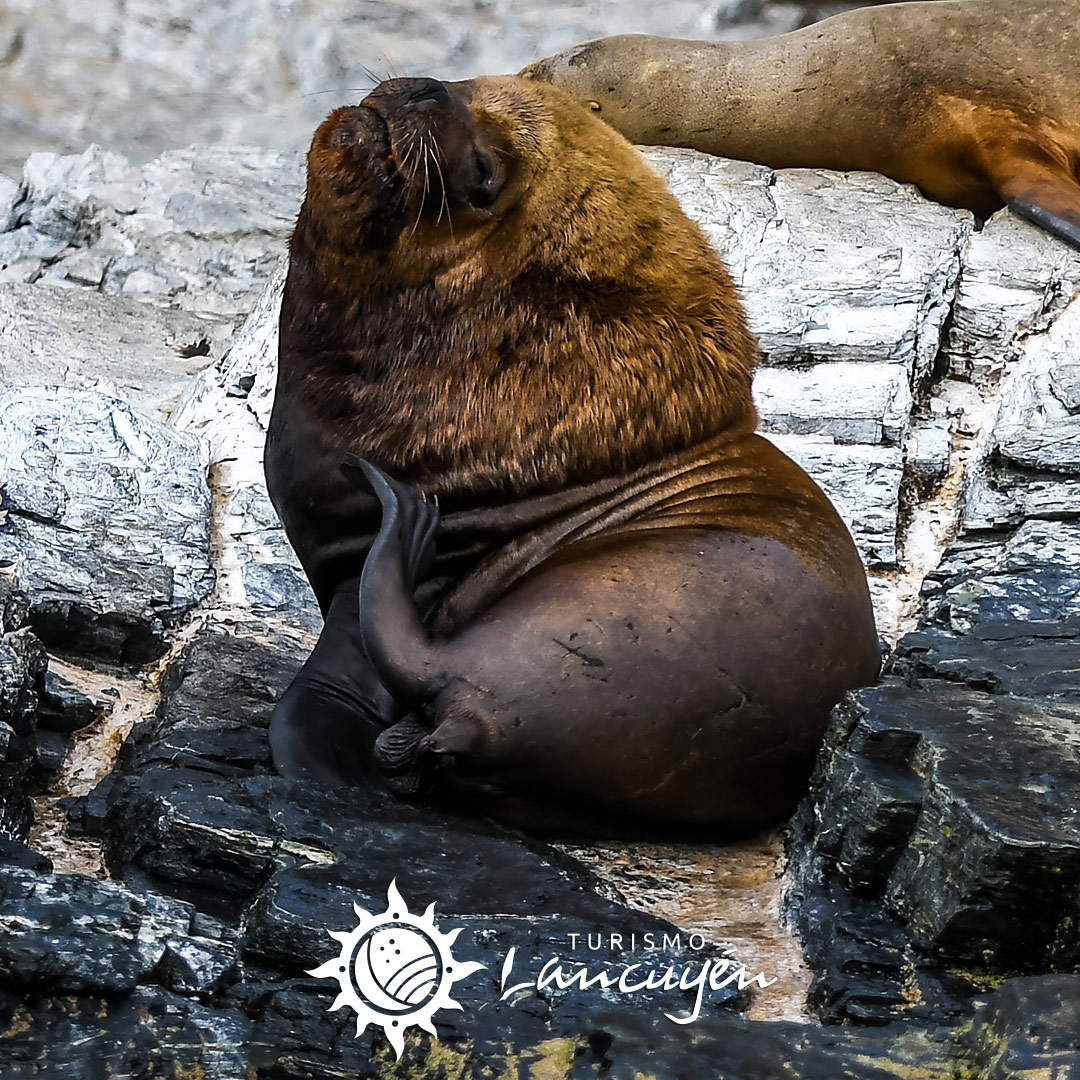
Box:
(498, 946), (777, 1025)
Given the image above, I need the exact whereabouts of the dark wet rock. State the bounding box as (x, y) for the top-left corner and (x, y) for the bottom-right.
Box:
(0, 584), (48, 843)
(0, 863), (206, 993)
(890, 617), (1080, 699)
(959, 975), (1080, 1078)
(787, 566), (1080, 1025)
(38, 667), (113, 733)
(921, 521), (1080, 634)
(546, 1011), (959, 1080)
(0, 988), (252, 1080)
(49, 623), (805, 1072)
(0, 838), (51, 873)
(0, 384), (214, 663)
(32, 727), (69, 773)
(4, 614), (1078, 1074)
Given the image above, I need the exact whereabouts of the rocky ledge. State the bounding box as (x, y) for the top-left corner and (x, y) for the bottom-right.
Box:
(1, 129), (1080, 1075)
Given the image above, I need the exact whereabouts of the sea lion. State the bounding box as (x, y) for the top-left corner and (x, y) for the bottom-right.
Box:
(520, 0), (1080, 250)
(264, 74), (880, 831)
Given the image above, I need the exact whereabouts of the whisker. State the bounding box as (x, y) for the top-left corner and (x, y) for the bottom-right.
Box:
(396, 130), (419, 212)
(408, 134), (430, 238)
(301, 86), (375, 99)
(429, 139), (452, 236)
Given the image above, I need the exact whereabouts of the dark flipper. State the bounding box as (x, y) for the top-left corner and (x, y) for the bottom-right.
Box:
(1007, 197), (1080, 250)
(373, 714), (433, 798)
(269, 576), (397, 786)
(989, 158), (1080, 251)
(345, 458), (446, 707)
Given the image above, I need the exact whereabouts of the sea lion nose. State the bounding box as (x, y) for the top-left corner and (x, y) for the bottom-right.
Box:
(364, 77), (453, 113)
(407, 78), (452, 108)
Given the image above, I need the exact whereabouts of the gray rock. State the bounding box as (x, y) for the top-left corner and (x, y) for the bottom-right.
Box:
(904, 416), (952, 493)
(0, 283), (235, 421)
(0, 225), (68, 283)
(169, 261), (319, 626)
(0, 175), (16, 231)
(945, 210), (1080, 386)
(1, 145), (302, 315)
(961, 294), (1080, 531)
(645, 152), (970, 380)
(768, 434), (903, 567)
(963, 295), (1080, 529)
(0, 386), (214, 662)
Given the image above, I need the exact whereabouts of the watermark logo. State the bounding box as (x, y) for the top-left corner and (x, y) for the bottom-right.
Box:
(310, 880), (778, 1051)
(307, 879), (485, 1060)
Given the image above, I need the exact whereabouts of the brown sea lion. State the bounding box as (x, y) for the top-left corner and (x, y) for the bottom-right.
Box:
(520, 0), (1080, 249)
(264, 74), (879, 832)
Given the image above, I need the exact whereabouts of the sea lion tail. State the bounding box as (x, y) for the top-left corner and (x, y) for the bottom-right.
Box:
(343, 458), (445, 705)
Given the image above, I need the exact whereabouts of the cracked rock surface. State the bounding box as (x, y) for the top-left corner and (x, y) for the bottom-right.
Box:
(0, 386), (214, 663)
(4, 615), (1073, 1079)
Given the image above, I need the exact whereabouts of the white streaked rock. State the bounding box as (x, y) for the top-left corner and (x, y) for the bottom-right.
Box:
(0, 386), (214, 660)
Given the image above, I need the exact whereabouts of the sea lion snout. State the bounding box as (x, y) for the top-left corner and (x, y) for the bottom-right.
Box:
(360, 76), (512, 222)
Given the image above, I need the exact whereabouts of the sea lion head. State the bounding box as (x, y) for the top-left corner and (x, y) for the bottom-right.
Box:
(286, 74), (757, 499)
(519, 37), (674, 145)
(299, 72), (727, 289)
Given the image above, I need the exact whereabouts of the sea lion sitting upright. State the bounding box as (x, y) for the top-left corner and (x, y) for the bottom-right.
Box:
(521, 0), (1080, 249)
(264, 74), (880, 831)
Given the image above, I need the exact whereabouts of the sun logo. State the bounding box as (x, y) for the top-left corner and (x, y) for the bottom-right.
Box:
(307, 879), (486, 1060)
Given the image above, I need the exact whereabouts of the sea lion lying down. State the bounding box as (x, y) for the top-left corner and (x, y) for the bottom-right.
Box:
(521, 0), (1080, 250)
(264, 74), (880, 832)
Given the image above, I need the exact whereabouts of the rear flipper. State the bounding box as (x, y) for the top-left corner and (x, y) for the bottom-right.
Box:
(342, 457), (439, 594)
(374, 714), (432, 798)
(346, 459), (449, 787)
(269, 576), (397, 786)
(990, 157), (1080, 250)
(270, 463), (439, 788)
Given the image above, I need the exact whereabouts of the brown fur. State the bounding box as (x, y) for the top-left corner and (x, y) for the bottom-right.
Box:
(276, 77), (757, 505)
(522, 2), (1080, 247)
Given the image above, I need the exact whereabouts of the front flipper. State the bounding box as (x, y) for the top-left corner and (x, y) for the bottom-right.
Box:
(990, 155), (1080, 250)
(269, 576), (397, 786)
